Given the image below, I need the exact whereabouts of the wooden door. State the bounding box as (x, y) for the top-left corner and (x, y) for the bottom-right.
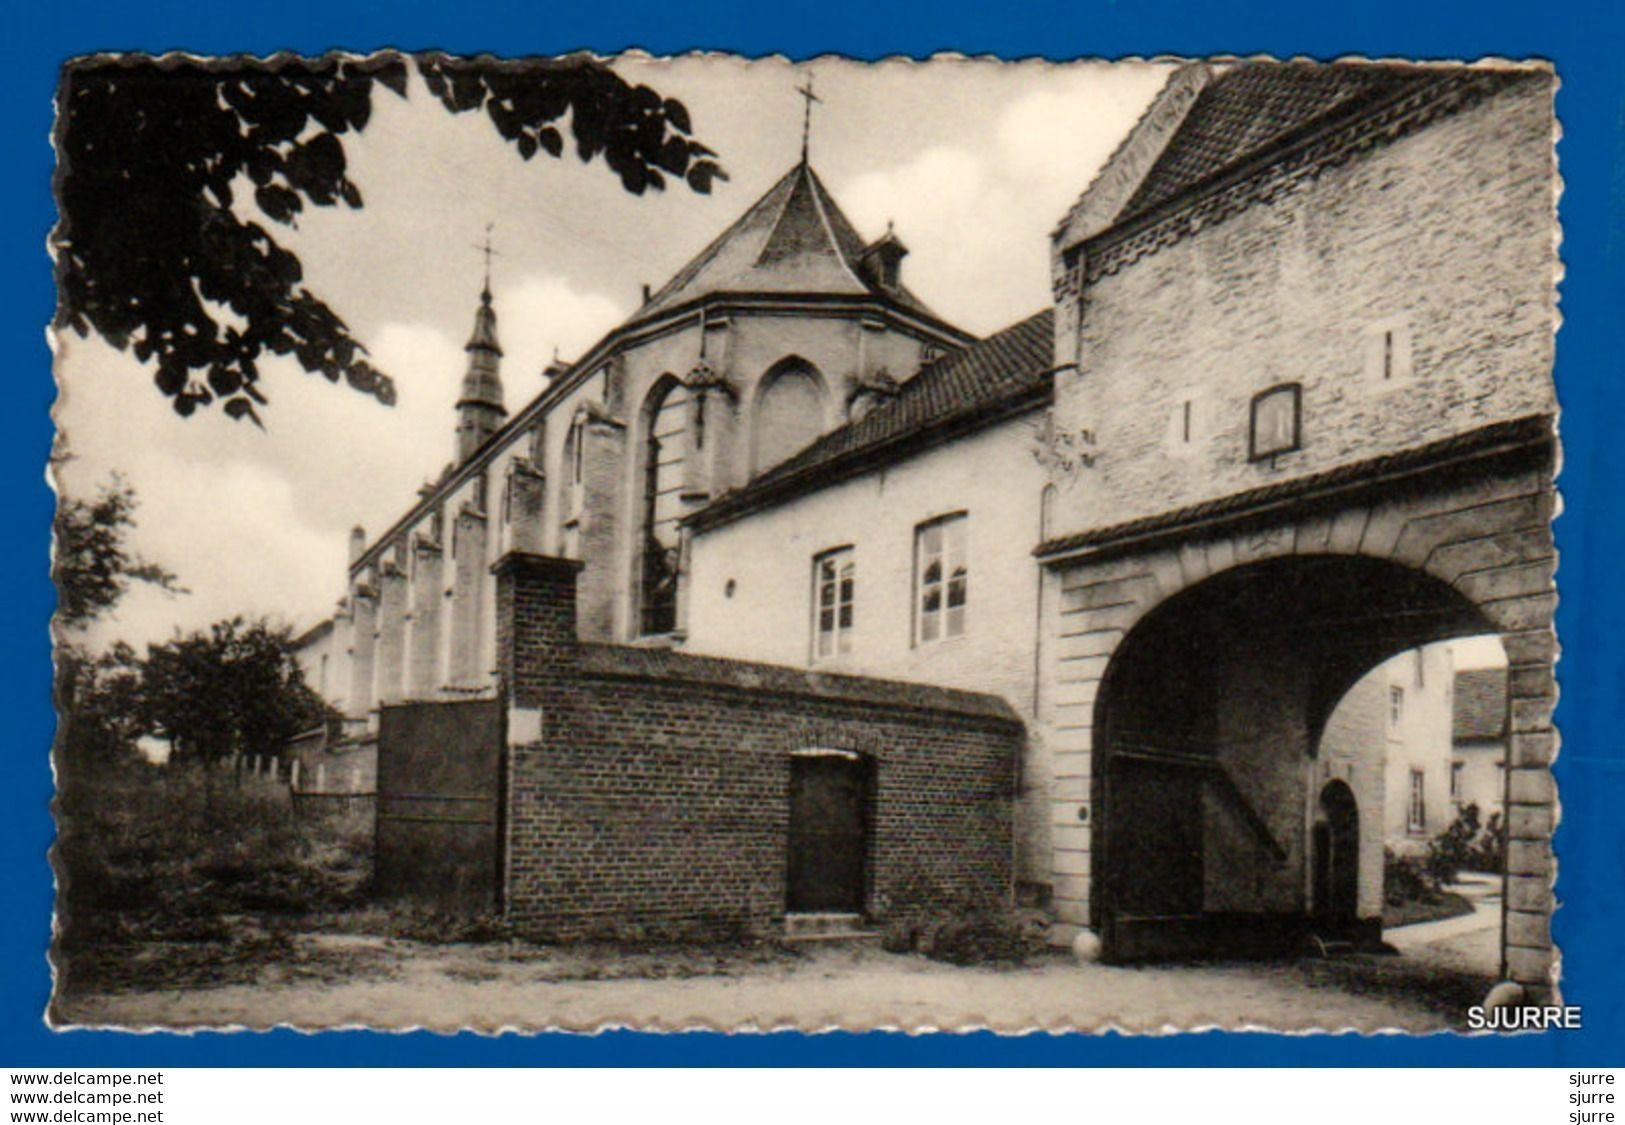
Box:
(376, 699), (505, 916)
(1313, 781), (1360, 931)
(1102, 753), (1206, 960)
(787, 754), (868, 913)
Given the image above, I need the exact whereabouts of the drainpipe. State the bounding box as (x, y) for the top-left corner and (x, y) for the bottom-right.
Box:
(1018, 563), (1043, 911)
(1498, 660), (1512, 982)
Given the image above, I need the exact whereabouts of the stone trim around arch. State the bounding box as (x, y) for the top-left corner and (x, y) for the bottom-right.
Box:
(1039, 428), (1556, 993)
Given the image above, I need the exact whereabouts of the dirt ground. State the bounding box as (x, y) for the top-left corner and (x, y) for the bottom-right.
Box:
(53, 933), (1500, 1034)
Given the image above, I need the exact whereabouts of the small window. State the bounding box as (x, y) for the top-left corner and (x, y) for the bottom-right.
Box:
(1389, 685), (1405, 730)
(1451, 761), (1464, 801)
(1408, 769), (1427, 833)
(915, 513), (968, 644)
(1365, 317), (1414, 390)
(1166, 391), (1207, 457)
(812, 548), (855, 661)
(1249, 383), (1301, 460)
(563, 416), (587, 529)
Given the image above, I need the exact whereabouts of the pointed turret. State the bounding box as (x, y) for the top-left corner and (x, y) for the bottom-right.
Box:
(456, 285), (507, 463)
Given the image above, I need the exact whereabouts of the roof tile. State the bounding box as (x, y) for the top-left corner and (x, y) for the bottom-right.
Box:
(1454, 667), (1508, 742)
(1120, 62), (1526, 226)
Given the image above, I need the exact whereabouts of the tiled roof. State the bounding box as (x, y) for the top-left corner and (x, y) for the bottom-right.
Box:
(1118, 61), (1532, 227)
(689, 308), (1055, 531)
(1454, 667), (1508, 742)
(574, 643), (1021, 726)
(636, 159), (946, 324)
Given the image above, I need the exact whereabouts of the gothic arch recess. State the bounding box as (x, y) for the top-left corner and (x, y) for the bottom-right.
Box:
(752, 357), (829, 475)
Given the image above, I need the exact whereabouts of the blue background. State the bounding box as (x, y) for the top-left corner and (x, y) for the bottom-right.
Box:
(4, 0), (1621, 1067)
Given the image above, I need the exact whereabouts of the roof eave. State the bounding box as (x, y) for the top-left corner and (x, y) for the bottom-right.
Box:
(688, 381), (1053, 536)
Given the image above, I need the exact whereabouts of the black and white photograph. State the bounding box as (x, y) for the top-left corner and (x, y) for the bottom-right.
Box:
(48, 52), (1559, 1033)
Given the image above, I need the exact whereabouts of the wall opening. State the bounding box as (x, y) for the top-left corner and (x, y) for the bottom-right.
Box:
(1091, 554), (1500, 962)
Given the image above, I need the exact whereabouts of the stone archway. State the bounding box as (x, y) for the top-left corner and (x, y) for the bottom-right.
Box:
(1039, 426), (1556, 991)
(1090, 553), (1495, 962)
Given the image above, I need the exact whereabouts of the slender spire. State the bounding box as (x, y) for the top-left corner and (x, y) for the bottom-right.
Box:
(456, 230), (506, 462)
(796, 74), (821, 163)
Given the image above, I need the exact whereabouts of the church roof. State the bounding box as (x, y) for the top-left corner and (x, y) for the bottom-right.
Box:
(689, 308), (1054, 532)
(1454, 667), (1508, 743)
(636, 159), (945, 323)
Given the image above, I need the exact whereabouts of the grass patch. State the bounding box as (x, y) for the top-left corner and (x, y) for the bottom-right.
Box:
(1383, 891), (1475, 929)
(53, 760), (374, 998)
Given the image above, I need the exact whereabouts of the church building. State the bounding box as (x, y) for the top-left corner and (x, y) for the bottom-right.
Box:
(294, 61), (1559, 994)
(297, 156), (972, 734)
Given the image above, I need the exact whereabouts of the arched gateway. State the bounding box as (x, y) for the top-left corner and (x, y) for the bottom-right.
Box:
(1038, 416), (1556, 991)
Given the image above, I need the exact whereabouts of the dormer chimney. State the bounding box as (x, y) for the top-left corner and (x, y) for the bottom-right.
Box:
(859, 222), (909, 293)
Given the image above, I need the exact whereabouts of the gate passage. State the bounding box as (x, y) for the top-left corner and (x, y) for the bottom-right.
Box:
(375, 699), (505, 916)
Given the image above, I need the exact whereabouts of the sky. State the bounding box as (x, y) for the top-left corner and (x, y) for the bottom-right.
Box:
(54, 55), (1175, 653)
(50, 54), (1508, 672)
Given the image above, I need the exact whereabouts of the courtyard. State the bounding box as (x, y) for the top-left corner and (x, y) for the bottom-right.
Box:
(54, 923), (1501, 1035)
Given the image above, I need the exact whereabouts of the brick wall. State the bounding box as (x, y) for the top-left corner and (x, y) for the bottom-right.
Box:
(493, 550), (1019, 939)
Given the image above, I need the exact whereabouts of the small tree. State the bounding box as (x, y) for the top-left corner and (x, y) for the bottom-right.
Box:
(137, 618), (329, 765)
(53, 472), (181, 632)
(1427, 803), (1483, 886)
(54, 642), (145, 773)
(53, 470), (184, 770)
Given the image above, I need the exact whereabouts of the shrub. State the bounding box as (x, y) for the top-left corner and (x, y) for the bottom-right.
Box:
(1425, 803), (1482, 886)
(1465, 812), (1506, 874)
(54, 759), (372, 948)
(887, 910), (1048, 966)
(1384, 847), (1442, 907)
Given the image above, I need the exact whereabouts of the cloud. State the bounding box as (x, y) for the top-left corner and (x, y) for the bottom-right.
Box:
(495, 274), (628, 384)
(77, 456), (346, 651)
(835, 64), (1171, 335)
(54, 272), (625, 652)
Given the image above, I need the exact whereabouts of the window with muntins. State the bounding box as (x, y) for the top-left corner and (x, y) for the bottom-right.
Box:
(812, 548), (855, 660)
(640, 381), (689, 635)
(1408, 768), (1426, 833)
(915, 514), (967, 644)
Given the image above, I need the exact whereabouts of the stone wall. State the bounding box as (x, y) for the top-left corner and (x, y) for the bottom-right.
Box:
(492, 551), (1020, 939)
(1049, 76), (1556, 543)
